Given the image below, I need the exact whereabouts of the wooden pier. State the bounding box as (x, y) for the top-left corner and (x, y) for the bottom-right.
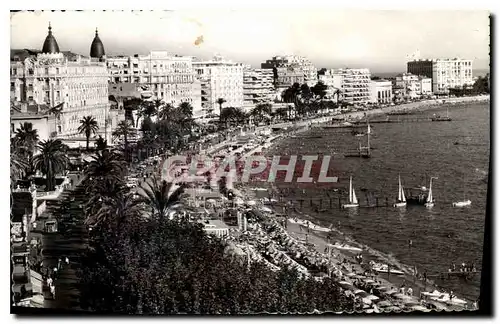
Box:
(351, 118), (433, 124)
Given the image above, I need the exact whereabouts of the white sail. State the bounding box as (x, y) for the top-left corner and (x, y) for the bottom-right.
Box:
(367, 124), (372, 134)
(352, 189), (358, 204)
(427, 180), (433, 203)
(398, 175), (402, 201)
(349, 177), (353, 203)
(401, 185), (406, 202)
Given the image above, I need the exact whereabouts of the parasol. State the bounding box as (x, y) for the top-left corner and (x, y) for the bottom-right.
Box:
(376, 300), (393, 308)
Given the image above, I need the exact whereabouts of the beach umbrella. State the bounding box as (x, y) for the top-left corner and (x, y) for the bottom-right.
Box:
(383, 306), (401, 312)
(366, 295), (380, 301)
(339, 282), (354, 290)
(361, 297), (373, 305)
(376, 300), (393, 308)
(354, 289), (369, 296)
(364, 279), (375, 284)
(391, 293), (406, 299)
(403, 301), (421, 307)
(346, 272), (357, 278)
(382, 289), (398, 296)
(410, 305), (430, 312)
(260, 206), (273, 213)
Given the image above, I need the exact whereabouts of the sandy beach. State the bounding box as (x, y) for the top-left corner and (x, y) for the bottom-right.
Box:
(227, 97), (489, 311)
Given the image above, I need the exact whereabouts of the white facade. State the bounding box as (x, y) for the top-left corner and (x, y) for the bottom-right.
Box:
(370, 80), (393, 104)
(243, 66), (274, 112)
(10, 52), (110, 139)
(318, 69), (341, 101)
(407, 58), (474, 93)
(261, 55), (318, 87)
(395, 73), (432, 98)
(107, 51), (202, 116)
(331, 68), (371, 105)
(201, 220), (229, 238)
(193, 55), (244, 114)
(432, 58), (473, 93)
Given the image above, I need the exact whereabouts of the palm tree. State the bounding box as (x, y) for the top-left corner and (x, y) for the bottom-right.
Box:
(216, 98), (226, 121)
(13, 122), (39, 175)
(158, 103), (175, 121)
(84, 149), (126, 191)
(94, 135), (107, 151)
(179, 102), (194, 119)
(138, 178), (185, 221)
(85, 187), (138, 229)
(136, 101), (158, 127)
(112, 120), (136, 161)
(78, 116), (100, 151)
(32, 139), (69, 191)
(10, 141), (28, 185)
(251, 103), (273, 125)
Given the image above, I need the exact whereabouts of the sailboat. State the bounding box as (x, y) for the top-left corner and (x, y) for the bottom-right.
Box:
(453, 175), (472, 207)
(342, 176), (359, 208)
(431, 107), (452, 122)
(394, 174), (407, 207)
(344, 122), (371, 158)
(425, 177), (436, 208)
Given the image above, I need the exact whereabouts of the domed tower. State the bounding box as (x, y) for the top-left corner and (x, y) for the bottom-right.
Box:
(90, 28), (106, 60)
(41, 22), (60, 54)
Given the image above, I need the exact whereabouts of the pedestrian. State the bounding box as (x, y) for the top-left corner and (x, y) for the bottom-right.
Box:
(407, 287), (413, 296)
(65, 256), (69, 265)
(53, 267), (58, 278)
(47, 276), (53, 287)
(50, 285), (56, 299)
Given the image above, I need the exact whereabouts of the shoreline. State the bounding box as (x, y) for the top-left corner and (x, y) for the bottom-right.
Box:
(230, 97), (488, 311)
(194, 95), (487, 311)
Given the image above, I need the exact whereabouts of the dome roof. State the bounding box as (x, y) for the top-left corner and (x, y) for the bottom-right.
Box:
(41, 23), (60, 54)
(90, 28), (105, 58)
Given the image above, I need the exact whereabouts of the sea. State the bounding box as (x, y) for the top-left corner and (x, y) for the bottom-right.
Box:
(259, 102), (490, 301)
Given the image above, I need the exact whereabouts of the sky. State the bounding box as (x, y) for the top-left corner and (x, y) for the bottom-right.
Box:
(10, 10), (490, 73)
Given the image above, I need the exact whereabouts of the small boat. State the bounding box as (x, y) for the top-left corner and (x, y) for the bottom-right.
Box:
(453, 200), (471, 207)
(332, 243), (363, 252)
(394, 174), (407, 207)
(372, 264), (405, 275)
(425, 177), (436, 208)
(431, 107), (452, 122)
(342, 176), (359, 208)
(453, 174), (472, 207)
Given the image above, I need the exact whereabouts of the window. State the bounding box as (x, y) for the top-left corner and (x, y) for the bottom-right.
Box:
(28, 68), (34, 75)
(11, 123), (14, 133)
(10, 82), (14, 91)
(45, 68), (49, 74)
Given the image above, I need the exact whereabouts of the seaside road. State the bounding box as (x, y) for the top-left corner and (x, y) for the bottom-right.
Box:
(40, 184), (89, 311)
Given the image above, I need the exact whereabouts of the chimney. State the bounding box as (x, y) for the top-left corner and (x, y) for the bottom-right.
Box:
(20, 102), (28, 113)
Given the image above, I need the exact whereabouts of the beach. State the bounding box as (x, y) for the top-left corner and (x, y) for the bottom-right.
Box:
(131, 95), (488, 312)
(224, 96), (489, 312)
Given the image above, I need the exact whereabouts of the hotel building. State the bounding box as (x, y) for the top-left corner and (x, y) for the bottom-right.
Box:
(407, 58), (473, 94)
(106, 51), (203, 118)
(261, 55), (318, 88)
(330, 68), (372, 105)
(370, 80), (393, 104)
(193, 55), (244, 115)
(394, 73), (432, 99)
(242, 66), (274, 112)
(10, 25), (111, 142)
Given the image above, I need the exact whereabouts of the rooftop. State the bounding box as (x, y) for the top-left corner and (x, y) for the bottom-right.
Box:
(200, 219), (229, 229)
